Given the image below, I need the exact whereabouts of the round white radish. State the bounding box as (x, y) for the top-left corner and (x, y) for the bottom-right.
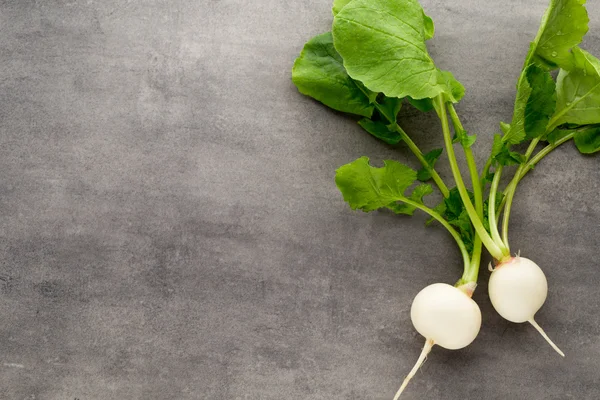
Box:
(393, 283), (481, 399)
(411, 283), (481, 349)
(488, 256), (564, 357)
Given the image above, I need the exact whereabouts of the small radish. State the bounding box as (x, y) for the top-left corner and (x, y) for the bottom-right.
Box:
(393, 283), (481, 399)
(488, 256), (564, 357)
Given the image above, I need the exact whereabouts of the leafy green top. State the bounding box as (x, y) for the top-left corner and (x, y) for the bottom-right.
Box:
(292, 32), (375, 117)
(332, 0), (463, 101)
(530, 0), (589, 70)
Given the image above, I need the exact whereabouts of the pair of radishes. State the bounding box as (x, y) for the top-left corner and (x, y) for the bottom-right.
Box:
(395, 256), (563, 399)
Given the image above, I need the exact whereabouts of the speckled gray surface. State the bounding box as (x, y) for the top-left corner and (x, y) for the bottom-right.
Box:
(0, 1), (599, 399)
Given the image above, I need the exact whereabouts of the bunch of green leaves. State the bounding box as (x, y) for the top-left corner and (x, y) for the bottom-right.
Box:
(293, 0), (600, 272)
(494, 0), (600, 164)
(292, 30), (443, 148)
(293, 0), (497, 270)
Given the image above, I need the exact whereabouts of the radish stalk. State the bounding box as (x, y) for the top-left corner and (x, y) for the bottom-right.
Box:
(435, 97), (508, 261)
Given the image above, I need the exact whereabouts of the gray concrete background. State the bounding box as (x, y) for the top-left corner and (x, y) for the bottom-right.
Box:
(0, 0), (598, 399)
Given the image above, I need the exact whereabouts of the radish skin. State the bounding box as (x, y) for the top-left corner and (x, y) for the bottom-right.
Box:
(488, 256), (565, 357)
(393, 283), (481, 398)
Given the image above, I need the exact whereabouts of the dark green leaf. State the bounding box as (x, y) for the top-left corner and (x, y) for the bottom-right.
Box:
(501, 72), (532, 144)
(292, 32), (375, 117)
(524, 65), (557, 139)
(530, 0), (590, 70)
(417, 148), (443, 182)
(552, 47), (600, 128)
(546, 128), (573, 144)
(358, 119), (402, 145)
(574, 126), (600, 153)
(377, 97), (403, 123)
(407, 97), (434, 112)
(448, 210), (474, 253)
(503, 64), (556, 144)
(443, 187), (474, 220)
(425, 187), (476, 253)
(492, 134), (524, 165)
(497, 151), (525, 166)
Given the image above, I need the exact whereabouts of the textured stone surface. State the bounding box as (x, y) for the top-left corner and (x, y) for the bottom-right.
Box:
(0, 1), (598, 399)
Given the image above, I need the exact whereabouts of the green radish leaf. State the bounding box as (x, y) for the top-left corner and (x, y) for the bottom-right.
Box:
(546, 128), (573, 144)
(524, 65), (557, 139)
(441, 188), (475, 253)
(335, 157), (417, 212)
(443, 187), (466, 220)
(449, 210), (474, 253)
(501, 73), (532, 144)
(491, 134), (505, 158)
(358, 119), (402, 144)
(502, 65), (555, 144)
(574, 126), (600, 154)
(422, 12), (435, 40)
(407, 97), (434, 112)
(496, 151), (525, 166)
(552, 47), (600, 128)
(443, 188), (473, 220)
(377, 96), (403, 123)
(492, 134), (524, 165)
(332, 0), (463, 101)
(332, 0), (353, 15)
(417, 148), (443, 182)
(425, 201), (446, 226)
(453, 129), (477, 148)
(530, 0), (589, 70)
(388, 184), (433, 215)
(440, 70), (466, 103)
(292, 32), (375, 117)
(424, 187), (477, 253)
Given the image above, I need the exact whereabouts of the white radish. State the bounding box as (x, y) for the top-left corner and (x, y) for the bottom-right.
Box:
(393, 283), (481, 399)
(488, 256), (564, 357)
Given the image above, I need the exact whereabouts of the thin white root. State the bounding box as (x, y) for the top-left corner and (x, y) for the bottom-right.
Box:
(488, 262), (495, 272)
(528, 319), (565, 357)
(393, 339), (435, 400)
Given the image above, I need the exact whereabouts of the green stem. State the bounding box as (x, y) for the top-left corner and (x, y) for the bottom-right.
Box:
(480, 155), (493, 190)
(498, 139), (539, 215)
(488, 165), (504, 248)
(358, 90), (451, 199)
(518, 132), (575, 181)
(435, 97), (507, 261)
(401, 197), (471, 272)
(525, 138), (540, 159)
(390, 123), (450, 198)
(499, 139), (539, 247)
(447, 104), (484, 282)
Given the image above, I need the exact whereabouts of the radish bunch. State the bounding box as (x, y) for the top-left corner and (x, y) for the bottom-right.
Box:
(292, 0), (599, 397)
